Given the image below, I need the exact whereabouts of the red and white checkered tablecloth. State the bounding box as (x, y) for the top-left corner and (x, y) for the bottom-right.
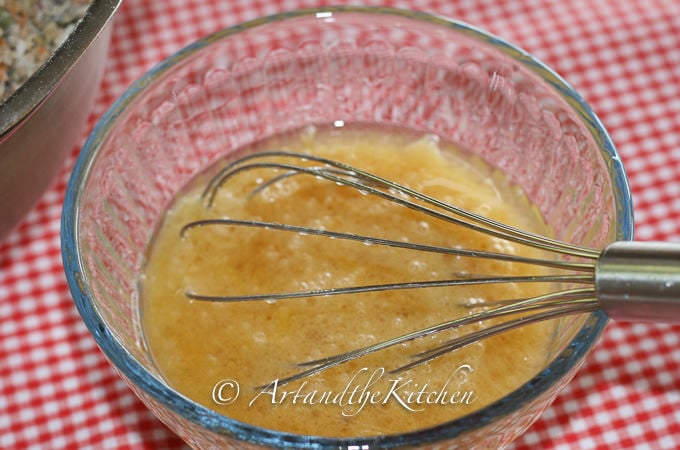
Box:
(1, 0), (679, 448)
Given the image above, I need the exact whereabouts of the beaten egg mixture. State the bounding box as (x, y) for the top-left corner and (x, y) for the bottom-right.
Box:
(141, 125), (559, 437)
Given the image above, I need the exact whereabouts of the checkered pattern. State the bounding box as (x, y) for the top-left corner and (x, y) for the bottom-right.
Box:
(1, 0), (678, 448)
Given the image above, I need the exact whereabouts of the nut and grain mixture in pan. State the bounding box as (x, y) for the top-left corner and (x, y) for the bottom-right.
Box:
(0, 0), (90, 102)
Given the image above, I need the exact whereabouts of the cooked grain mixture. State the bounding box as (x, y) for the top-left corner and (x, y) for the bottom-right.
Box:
(0, 0), (90, 102)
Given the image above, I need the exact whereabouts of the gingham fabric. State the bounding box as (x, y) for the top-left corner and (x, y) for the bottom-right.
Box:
(1, 0), (679, 448)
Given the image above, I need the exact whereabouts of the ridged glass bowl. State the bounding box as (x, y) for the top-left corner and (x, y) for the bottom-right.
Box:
(62, 6), (633, 449)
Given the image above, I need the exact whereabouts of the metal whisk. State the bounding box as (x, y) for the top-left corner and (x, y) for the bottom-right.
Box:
(180, 151), (680, 386)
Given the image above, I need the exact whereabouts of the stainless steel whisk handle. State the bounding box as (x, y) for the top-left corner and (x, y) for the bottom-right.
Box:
(596, 241), (680, 323)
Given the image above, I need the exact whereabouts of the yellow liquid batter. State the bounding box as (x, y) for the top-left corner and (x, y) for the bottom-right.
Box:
(141, 125), (559, 437)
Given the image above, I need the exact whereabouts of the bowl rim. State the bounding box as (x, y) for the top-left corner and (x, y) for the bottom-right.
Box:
(0, 0), (122, 139)
(61, 5), (634, 448)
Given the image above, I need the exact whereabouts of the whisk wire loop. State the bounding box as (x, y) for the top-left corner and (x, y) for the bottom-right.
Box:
(181, 217), (594, 302)
(267, 288), (598, 387)
(183, 151), (680, 388)
(203, 151), (601, 259)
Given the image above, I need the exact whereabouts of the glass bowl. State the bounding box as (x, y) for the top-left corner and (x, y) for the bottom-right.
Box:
(61, 6), (633, 449)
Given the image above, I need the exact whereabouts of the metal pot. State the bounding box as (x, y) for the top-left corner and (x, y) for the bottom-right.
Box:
(0, 0), (121, 241)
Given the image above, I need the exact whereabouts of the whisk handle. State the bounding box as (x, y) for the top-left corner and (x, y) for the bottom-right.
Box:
(596, 241), (680, 324)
